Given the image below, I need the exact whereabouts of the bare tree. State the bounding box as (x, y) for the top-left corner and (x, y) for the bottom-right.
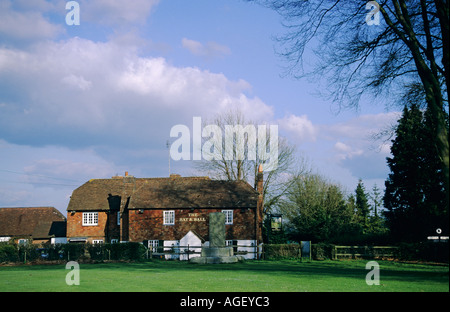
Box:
(253, 0), (449, 192)
(194, 109), (308, 214)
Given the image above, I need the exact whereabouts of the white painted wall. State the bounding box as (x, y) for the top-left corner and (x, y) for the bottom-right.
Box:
(179, 231), (202, 260)
(51, 237), (67, 244)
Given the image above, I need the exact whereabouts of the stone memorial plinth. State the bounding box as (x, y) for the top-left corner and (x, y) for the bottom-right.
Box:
(190, 212), (243, 264)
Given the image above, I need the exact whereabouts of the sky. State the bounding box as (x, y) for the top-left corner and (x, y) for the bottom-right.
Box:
(0, 0), (401, 216)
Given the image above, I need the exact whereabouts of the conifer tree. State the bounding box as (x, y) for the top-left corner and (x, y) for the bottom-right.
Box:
(355, 179), (370, 233)
(384, 105), (448, 242)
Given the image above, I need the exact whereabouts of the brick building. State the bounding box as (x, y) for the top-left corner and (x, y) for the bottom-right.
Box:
(66, 170), (264, 259)
(0, 207), (66, 245)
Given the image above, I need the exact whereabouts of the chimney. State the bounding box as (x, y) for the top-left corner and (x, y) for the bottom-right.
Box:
(255, 164), (264, 249)
(256, 164), (264, 194)
(125, 171), (128, 177)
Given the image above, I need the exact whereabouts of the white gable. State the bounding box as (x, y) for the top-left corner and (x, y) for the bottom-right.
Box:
(180, 230), (202, 246)
(179, 230), (203, 260)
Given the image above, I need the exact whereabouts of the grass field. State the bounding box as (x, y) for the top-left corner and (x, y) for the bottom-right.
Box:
(0, 259), (448, 292)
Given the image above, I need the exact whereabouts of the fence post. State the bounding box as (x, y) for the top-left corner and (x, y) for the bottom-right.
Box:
(187, 244), (190, 261)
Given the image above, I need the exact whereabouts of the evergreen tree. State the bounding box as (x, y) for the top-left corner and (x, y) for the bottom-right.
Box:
(384, 105), (449, 242)
(355, 179), (370, 233)
(421, 107), (449, 235)
(369, 184), (382, 218)
(368, 184), (388, 240)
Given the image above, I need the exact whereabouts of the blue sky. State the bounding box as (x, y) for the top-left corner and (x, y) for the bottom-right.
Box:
(0, 0), (400, 215)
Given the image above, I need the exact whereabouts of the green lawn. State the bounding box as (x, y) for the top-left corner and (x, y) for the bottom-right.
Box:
(0, 259), (448, 292)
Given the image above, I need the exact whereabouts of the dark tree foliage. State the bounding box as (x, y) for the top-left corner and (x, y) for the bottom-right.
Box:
(384, 105), (448, 242)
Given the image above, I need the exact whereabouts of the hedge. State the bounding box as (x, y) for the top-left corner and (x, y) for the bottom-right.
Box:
(88, 242), (147, 261)
(262, 242), (448, 262)
(263, 243), (335, 260)
(0, 244), (19, 263)
(0, 242), (148, 263)
(263, 244), (301, 260)
(395, 242), (449, 263)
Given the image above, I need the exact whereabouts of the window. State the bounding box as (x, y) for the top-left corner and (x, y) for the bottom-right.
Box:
(82, 212), (98, 226)
(163, 210), (175, 225)
(92, 240), (103, 244)
(222, 210), (233, 224)
(117, 211), (120, 225)
(149, 240), (160, 252)
(110, 239), (118, 244)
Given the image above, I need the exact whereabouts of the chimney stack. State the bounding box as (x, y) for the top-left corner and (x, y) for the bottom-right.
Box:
(255, 164), (264, 248)
(125, 171), (128, 177)
(256, 164), (263, 194)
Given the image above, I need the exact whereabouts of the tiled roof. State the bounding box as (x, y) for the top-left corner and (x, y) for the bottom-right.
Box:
(0, 207), (66, 238)
(67, 176), (259, 212)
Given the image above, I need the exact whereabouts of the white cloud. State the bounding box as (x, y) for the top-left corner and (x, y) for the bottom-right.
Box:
(0, 36), (273, 155)
(333, 141), (363, 161)
(62, 74), (92, 91)
(319, 112), (399, 180)
(277, 112), (398, 183)
(0, 0), (64, 44)
(79, 0), (159, 26)
(182, 38), (231, 59)
(0, 140), (119, 214)
(278, 114), (317, 143)
(321, 112), (400, 142)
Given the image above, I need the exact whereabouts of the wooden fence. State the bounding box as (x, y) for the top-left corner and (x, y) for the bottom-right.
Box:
(148, 244), (260, 260)
(148, 244), (399, 261)
(333, 246), (398, 260)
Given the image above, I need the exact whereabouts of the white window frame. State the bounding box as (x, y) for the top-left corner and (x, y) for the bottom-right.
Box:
(163, 210), (175, 225)
(149, 240), (159, 252)
(82, 212), (98, 226)
(18, 239), (29, 245)
(92, 239), (103, 244)
(222, 210), (233, 225)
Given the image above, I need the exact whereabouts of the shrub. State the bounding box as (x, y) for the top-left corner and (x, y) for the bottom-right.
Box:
(87, 242), (147, 261)
(311, 243), (334, 260)
(264, 244), (300, 260)
(395, 242), (449, 263)
(0, 243), (19, 263)
(62, 243), (85, 261)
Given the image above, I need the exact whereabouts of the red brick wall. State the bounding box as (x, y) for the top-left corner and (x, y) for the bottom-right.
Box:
(66, 211), (109, 243)
(67, 208), (258, 243)
(128, 208), (257, 242)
